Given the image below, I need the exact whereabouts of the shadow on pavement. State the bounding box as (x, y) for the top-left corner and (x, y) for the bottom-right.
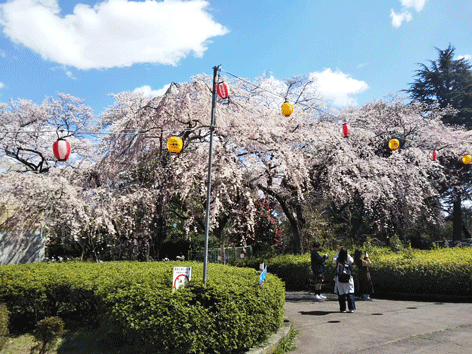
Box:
(299, 310), (340, 316)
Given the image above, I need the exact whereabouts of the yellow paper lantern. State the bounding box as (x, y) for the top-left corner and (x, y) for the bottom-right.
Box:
(388, 139), (400, 150)
(462, 155), (471, 165)
(167, 136), (183, 155)
(281, 101), (293, 117)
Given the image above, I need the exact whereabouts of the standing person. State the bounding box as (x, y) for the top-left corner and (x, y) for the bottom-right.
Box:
(311, 242), (329, 301)
(333, 247), (356, 313)
(354, 249), (374, 301)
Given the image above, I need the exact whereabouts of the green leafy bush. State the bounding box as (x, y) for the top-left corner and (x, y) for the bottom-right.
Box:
(234, 247), (472, 297)
(234, 252), (340, 291)
(371, 247), (472, 296)
(0, 261), (285, 354)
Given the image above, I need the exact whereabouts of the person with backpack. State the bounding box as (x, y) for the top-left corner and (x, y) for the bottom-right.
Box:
(310, 241), (329, 301)
(333, 247), (356, 313)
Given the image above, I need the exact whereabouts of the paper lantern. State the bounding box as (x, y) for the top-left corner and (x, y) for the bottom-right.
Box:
(462, 155), (471, 165)
(388, 139), (400, 150)
(167, 136), (183, 155)
(53, 138), (71, 161)
(429, 150), (437, 161)
(216, 82), (229, 99)
(342, 123), (350, 138)
(281, 101), (293, 117)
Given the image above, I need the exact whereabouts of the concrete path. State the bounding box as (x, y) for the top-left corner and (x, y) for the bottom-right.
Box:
(285, 291), (472, 354)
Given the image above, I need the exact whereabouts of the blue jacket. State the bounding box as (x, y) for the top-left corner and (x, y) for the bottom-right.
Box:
(311, 250), (328, 275)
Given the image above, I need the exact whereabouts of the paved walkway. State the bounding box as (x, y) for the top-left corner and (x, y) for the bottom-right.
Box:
(284, 291), (472, 354)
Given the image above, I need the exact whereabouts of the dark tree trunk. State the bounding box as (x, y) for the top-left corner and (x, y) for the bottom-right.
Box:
(257, 184), (303, 254)
(453, 188), (462, 242)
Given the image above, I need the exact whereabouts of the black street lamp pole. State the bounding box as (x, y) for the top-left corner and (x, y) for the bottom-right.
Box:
(203, 65), (220, 284)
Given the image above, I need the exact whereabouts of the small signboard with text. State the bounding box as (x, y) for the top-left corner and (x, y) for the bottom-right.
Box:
(173, 267), (192, 291)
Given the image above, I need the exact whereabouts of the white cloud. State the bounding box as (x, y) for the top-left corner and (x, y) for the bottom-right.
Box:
(0, 82), (4, 89)
(458, 54), (472, 61)
(309, 69), (369, 107)
(65, 70), (77, 80)
(391, 0), (427, 27)
(390, 10), (413, 28)
(133, 84), (170, 98)
(0, 0), (228, 70)
(0, 50), (6, 58)
(401, 0), (427, 11)
(50, 65), (77, 79)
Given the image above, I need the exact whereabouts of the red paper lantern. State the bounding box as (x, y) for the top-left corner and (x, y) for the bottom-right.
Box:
(53, 138), (71, 161)
(342, 123), (350, 137)
(429, 150), (437, 161)
(216, 82), (229, 99)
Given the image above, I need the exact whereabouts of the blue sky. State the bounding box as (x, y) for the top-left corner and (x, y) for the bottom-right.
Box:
(0, 0), (471, 115)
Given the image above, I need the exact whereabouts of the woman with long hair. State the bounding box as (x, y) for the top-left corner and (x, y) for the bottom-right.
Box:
(333, 247), (356, 313)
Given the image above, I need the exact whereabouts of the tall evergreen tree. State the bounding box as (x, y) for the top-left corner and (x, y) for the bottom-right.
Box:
(405, 45), (472, 128)
(405, 45), (472, 242)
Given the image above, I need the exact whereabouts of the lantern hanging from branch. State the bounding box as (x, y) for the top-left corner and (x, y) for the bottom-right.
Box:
(53, 138), (71, 161)
(388, 139), (400, 150)
(216, 82), (229, 99)
(341, 123), (350, 138)
(462, 154), (471, 165)
(167, 136), (183, 155)
(281, 101), (293, 117)
(429, 150), (438, 161)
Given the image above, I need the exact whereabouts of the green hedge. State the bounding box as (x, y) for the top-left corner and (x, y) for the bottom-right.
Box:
(0, 261), (285, 354)
(234, 252), (338, 291)
(235, 247), (472, 297)
(371, 247), (472, 296)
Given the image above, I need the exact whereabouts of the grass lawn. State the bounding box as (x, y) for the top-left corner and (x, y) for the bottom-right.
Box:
(1, 327), (138, 354)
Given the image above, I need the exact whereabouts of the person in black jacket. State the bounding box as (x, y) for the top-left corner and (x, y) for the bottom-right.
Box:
(311, 242), (329, 301)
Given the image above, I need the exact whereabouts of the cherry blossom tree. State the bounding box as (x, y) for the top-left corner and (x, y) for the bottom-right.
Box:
(0, 94), (98, 173)
(93, 73), (327, 256)
(3, 73), (472, 263)
(310, 98), (472, 244)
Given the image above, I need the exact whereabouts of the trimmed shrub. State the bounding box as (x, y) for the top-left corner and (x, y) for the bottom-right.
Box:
(0, 261), (285, 354)
(0, 302), (9, 350)
(234, 247), (472, 297)
(31, 316), (64, 354)
(371, 247), (472, 297)
(234, 252), (339, 291)
(100, 263), (284, 354)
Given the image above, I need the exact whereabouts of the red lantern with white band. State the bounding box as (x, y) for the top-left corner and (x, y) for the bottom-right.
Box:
(216, 82), (229, 99)
(342, 123), (350, 138)
(429, 150), (437, 161)
(53, 138), (71, 161)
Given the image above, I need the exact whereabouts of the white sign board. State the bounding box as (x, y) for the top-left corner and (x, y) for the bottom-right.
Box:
(173, 267), (192, 291)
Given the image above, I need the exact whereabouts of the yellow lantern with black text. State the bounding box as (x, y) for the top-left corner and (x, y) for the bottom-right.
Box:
(281, 101), (293, 117)
(388, 139), (400, 150)
(167, 136), (183, 155)
(462, 155), (471, 165)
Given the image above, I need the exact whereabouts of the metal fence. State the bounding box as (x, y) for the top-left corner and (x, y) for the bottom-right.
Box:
(188, 246), (253, 263)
